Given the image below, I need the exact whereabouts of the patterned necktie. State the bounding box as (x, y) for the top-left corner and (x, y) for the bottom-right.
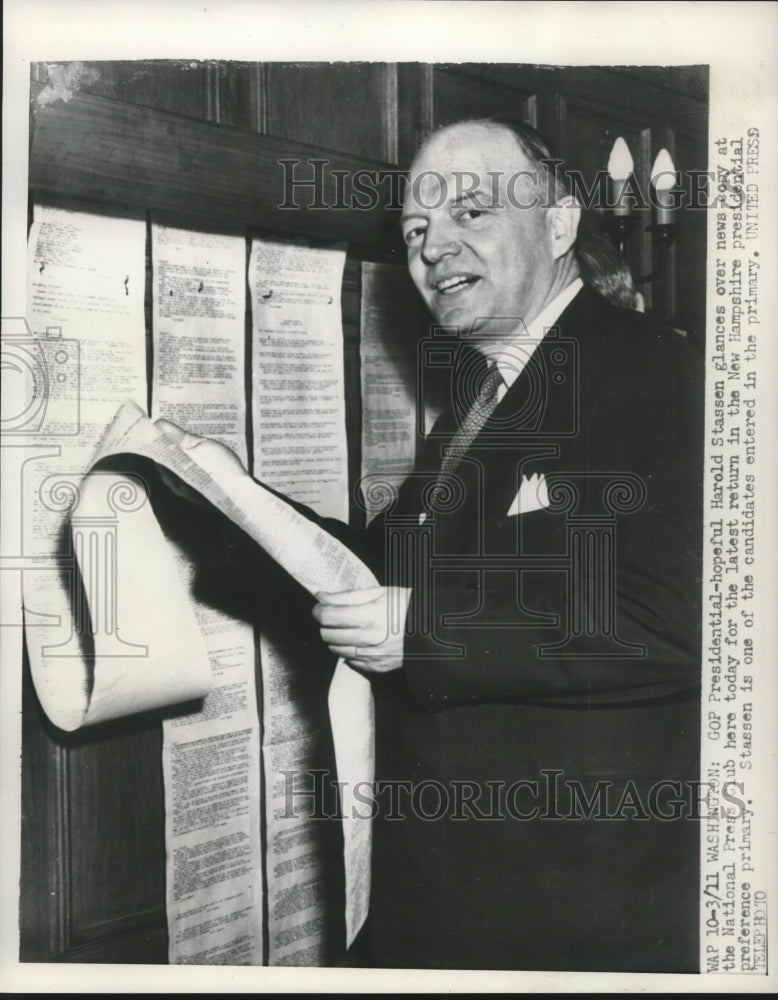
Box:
(438, 362), (504, 479)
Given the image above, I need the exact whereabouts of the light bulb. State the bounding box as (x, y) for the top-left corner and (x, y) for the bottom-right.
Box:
(608, 137), (634, 181)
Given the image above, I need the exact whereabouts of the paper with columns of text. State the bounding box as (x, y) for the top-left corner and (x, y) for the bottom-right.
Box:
(150, 222), (262, 964)
(93, 402), (375, 952)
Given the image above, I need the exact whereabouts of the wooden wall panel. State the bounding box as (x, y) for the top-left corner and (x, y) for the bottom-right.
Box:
(671, 129), (708, 347)
(77, 60), (212, 121)
(207, 63), (264, 132)
(19, 649), (167, 962)
(341, 257), (364, 528)
(19, 654), (67, 961)
(553, 100), (648, 194)
(480, 65), (708, 145)
(432, 65), (536, 129)
(265, 63), (398, 163)
(397, 63), (433, 169)
(67, 721), (165, 946)
(38, 60), (263, 133)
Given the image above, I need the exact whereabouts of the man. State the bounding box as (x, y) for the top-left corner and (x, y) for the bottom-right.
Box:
(313, 120), (704, 971)
(160, 119), (703, 972)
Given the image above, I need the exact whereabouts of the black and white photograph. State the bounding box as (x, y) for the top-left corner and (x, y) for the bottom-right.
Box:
(1, 1), (776, 993)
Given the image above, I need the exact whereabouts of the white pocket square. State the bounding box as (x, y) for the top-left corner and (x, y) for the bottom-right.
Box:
(507, 473), (550, 516)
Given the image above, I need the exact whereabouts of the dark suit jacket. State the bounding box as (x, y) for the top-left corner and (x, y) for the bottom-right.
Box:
(362, 285), (704, 971)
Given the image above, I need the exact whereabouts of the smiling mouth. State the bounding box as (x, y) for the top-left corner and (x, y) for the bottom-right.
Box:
(435, 274), (479, 295)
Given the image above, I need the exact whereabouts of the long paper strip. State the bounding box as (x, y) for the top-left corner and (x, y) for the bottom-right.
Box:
(249, 239), (349, 520)
(150, 221), (261, 964)
(22, 205), (157, 729)
(359, 261), (421, 522)
(151, 222), (248, 465)
(93, 401), (375, 949)
(249, 238), (351, 962)
(24, 470), (213, 731)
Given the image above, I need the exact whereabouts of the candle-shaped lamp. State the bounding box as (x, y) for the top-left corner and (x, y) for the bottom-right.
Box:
(608, 137), (634, 217)
(651, 148), (677, 225)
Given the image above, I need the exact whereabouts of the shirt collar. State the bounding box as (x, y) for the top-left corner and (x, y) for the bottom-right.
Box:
(495, 277), (583, 391)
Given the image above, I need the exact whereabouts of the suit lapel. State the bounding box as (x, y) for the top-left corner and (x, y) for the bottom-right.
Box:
(412, 286), (611, 552)
(432, 286), (601, 552)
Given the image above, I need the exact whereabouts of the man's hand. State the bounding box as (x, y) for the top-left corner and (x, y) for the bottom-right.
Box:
(155, 419), (247, 480)
(313, 586), (411, 673)
(154, 418), (248, 502)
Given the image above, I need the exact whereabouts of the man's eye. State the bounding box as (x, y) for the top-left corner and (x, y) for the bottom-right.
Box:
(459, 208), (484, 222)
(403, 227), (425, 246)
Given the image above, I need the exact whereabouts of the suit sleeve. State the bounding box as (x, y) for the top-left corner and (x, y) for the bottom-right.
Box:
(401, 329), (704, 709)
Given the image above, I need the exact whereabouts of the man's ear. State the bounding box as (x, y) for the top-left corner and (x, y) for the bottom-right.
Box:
(547, 195), (581, 260)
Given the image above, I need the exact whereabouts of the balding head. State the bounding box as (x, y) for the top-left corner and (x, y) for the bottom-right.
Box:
(401, 120), (580, 350)
(410, 118), (569, 208)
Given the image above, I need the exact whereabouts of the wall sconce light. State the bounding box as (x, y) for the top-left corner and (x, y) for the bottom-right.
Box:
(647, 147), (680, 245)
(638, 148), (681, 284)
(604, 138), (682, 283)
(606, 136), (639, 250)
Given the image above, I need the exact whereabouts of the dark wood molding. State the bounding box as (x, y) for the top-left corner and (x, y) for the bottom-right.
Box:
(29, 88), (404, 259)
(19, 653), (69, 961)
(381, 64), (399, 165)
(397, 63), (434, 168)
(60, 918), (168, 964)
(442, 64), (709, 142)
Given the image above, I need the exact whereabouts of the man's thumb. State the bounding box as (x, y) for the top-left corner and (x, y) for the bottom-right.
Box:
(156, 418), (199, 450)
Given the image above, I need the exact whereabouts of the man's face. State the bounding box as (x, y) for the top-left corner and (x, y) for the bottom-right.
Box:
(401, 123), (555, 344)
